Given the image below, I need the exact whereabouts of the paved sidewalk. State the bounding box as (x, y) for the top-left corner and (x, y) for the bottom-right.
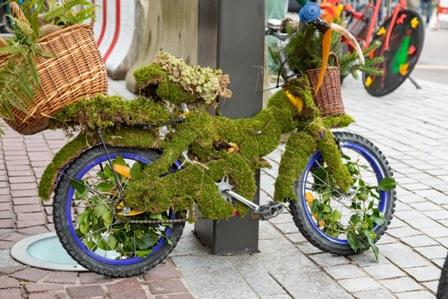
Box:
(0, 76), (447, 299)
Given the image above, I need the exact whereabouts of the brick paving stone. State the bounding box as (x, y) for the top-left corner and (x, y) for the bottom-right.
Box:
(28, 293), (67, 299)
(0, 275), (20, 289)
(155, 294), (195, 299)
(415, 245), (447, 259)
(380, 277), (423, 293)
(410, 201), (441, 211)
(0, 203), (11, 211)
(107, 278), (141, 292)
(147, 279), (188, 295)
(386, 227), (421, 238)
(78, 272), (113, 285)
(404, 265), (441, 282)
(401, 235), (439, 247)
(13, 197), (40, 206)
(352, 289), (395, 299)
(43, 272), (78, 284)
(424, 210), (448, 221)
(296, 242), (323, 254)
(380, 243), (431, 268)
(66, 286), (105, 298)
(363, 264), (407, 280)
(324, 264), (367, 280)
(338, 277), (383, 293)
(0, 211), (13, 219)
(423, 280), (439, 293)
(0, 195), (11, 203)
(11, 268), (49, 282)
(18, 226), (49, 235)
(420, 225), (448, 238)
(0, 288), (22, 299)
(0, 219), (14, 228)
(10, 183), (37, 191)
(14, 204), (43, 213)
(16, 218), (46, 228)
(0, 240), (15, 249)
(0, 265), (27, 275)
(16, 212), (44, 221)
(145, 261), (180, 282)
(309, 253), (350, 267)
(272, 222), (299, 234)
(109, 289), (147, 299)
(9, 176), (36, 184)
(284, 232), (306, 243)
(11, 190), (38, 198)
(26, 283), (64, 293)
(395, 290), (435, 299)
(350, 253), (388, 267)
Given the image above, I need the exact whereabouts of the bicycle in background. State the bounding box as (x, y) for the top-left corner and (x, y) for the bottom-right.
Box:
(343, 0), (425, 96)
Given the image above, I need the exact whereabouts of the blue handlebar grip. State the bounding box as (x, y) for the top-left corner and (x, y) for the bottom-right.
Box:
(299, 2), (321, 23)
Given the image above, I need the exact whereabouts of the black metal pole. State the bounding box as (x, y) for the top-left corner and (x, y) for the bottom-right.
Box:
(195, 0), (265, 255)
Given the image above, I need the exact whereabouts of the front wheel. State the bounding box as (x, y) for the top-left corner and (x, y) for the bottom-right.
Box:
(53, 146), (185, 277)
(291, 132), (396, 256)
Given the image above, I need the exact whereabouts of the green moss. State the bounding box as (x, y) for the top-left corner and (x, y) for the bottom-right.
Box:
(134, 64), (168, 89)
(156, 80), (197, 104)
(38, 127), (161, 201)
(274, 131), (317, 201)
(48, 95), (173, 132)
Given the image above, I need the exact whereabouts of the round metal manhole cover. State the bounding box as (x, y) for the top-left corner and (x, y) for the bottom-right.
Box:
(10, 233), (87, 272)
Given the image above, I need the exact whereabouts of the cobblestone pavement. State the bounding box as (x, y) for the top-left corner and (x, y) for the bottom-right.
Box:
(0, 77), (447, 299)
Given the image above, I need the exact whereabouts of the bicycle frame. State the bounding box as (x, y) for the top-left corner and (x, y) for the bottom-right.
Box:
(346, 0), (408, 49)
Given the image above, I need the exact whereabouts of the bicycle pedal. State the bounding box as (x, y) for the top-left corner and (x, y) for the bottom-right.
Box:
(252, 202), (284, 221)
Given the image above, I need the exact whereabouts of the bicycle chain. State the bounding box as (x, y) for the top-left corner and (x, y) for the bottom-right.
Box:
(122, 218), (187, 225)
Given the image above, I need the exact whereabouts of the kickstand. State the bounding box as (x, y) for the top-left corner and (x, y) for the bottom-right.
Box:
(408, 76), (422, 90)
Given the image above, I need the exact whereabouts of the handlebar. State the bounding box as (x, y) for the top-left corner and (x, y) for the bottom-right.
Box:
(299, 2), (365, 65)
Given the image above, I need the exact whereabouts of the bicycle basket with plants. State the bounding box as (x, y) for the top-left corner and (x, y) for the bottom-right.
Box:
(272, 21), (396, 260)
(0, 0), (107, 135)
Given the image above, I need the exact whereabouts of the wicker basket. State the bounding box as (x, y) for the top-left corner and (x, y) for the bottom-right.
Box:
(0, 23), (108, 135)
(306, 54), (344, 117)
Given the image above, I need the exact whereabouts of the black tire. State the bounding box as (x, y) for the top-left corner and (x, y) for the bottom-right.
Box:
(290, 131), (396, 255)
(363, 9), (425, 97)
(438, 255), (448, 298)
(53, 146), (185, 278)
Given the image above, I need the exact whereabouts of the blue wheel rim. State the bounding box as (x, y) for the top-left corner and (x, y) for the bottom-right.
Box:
(65, 152), (172, 266)
(299, 141), (389, 245)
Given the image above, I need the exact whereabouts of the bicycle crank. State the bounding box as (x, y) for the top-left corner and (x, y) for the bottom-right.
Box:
(216, 177), (285, 220)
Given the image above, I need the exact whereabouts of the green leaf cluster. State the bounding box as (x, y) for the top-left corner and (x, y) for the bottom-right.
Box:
(71, 156), (173, 259)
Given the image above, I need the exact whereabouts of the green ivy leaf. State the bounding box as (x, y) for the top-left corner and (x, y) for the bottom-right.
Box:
(136, 249), (152, 258)
(347, 232), (359, 252)
(330, 210), (342, 222)
(130, 162), (144, 180)
(107, 235), (117, 250)
(96, 182), (115, 193)
(70, 179), (86, 194)
(378, 177), (396, 191)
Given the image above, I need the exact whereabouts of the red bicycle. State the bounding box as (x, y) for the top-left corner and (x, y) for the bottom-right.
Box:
(342, 0), (425, 96)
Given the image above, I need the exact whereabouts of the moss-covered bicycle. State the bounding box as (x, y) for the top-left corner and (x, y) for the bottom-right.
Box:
(39, 4), (396, 277)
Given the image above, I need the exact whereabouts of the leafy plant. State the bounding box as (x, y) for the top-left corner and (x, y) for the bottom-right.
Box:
(71, 156), (173, 259)
(45, 0), (96, 26)
(284, 24), (383, 77)
(0, 0), (96, 123)
(307, 154), (396, 260)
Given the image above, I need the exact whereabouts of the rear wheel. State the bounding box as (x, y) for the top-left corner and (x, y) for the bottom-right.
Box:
(53, 146), (185, 277)
(291, 132), (396, 255)
(363, 9), (425, 97)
